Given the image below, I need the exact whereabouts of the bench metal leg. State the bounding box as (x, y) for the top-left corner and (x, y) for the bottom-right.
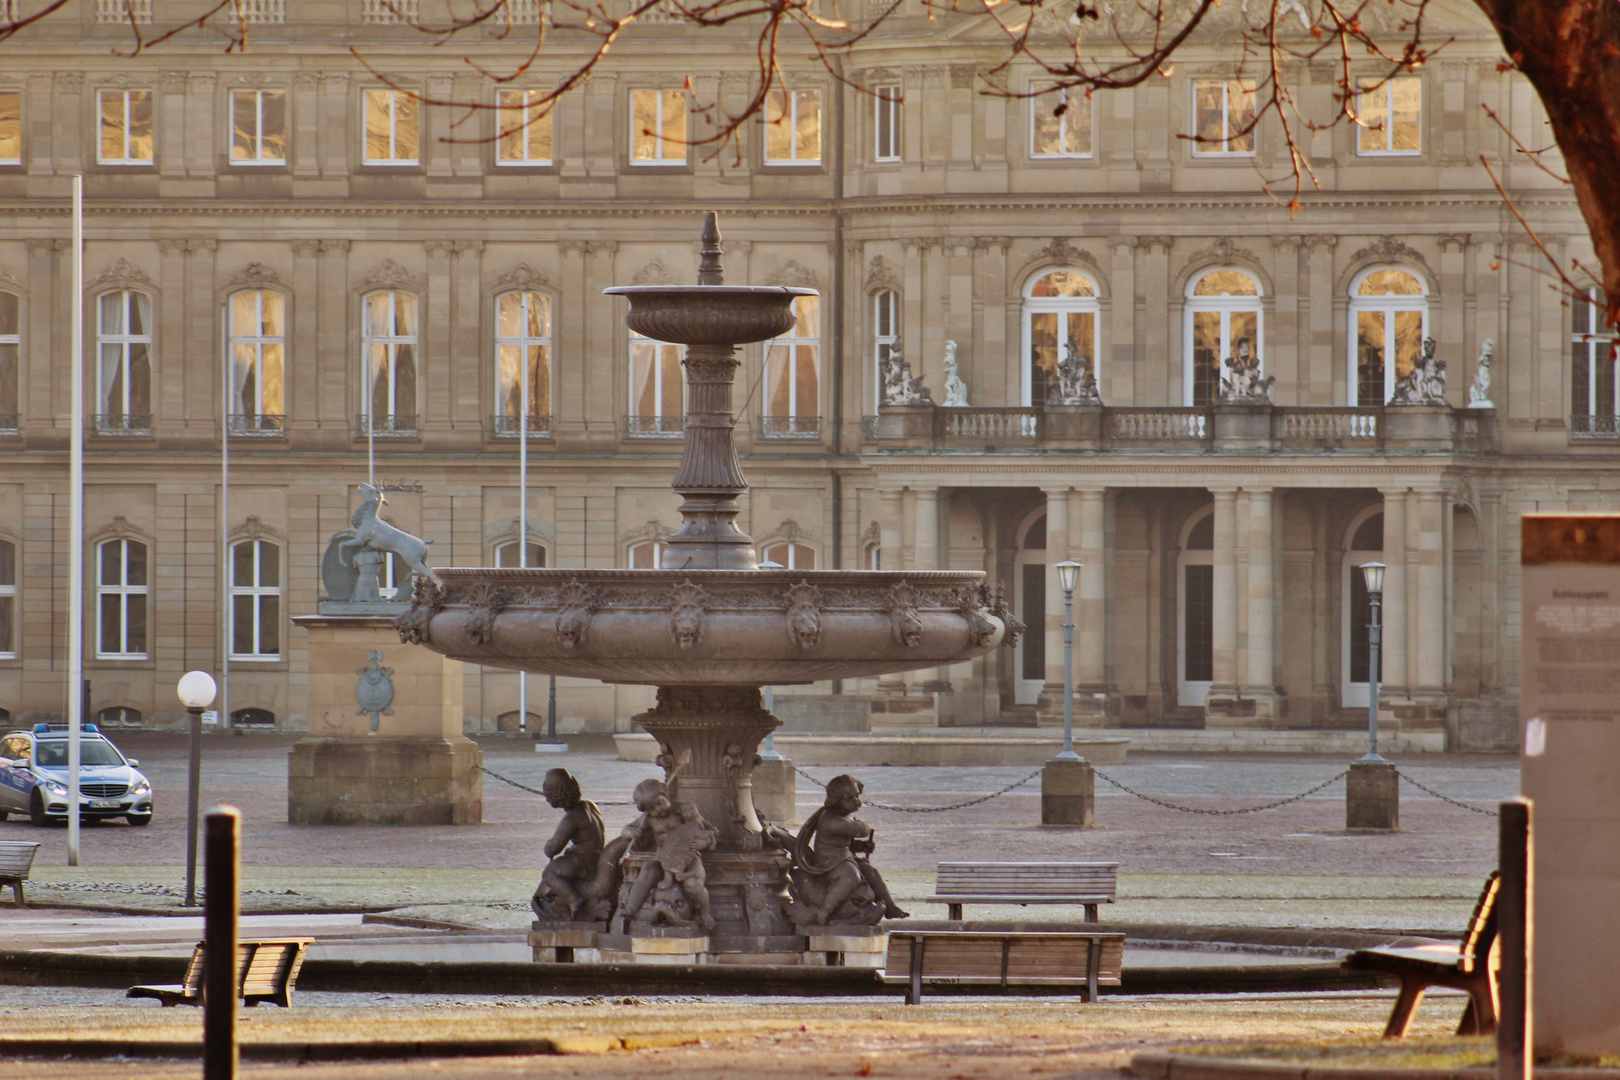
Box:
(8, 881), (21, 909)
(907, 937), (925, 1006)
(1383, 978), (1427, 1039)
(1084, 938), (1100, 1003)
(1458, 980), (1497, 1036)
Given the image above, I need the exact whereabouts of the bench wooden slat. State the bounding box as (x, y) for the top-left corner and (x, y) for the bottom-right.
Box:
(127, 939), (311, 1008)
(929, 860), (1119, 922)
(881, 931), (1125, 1004)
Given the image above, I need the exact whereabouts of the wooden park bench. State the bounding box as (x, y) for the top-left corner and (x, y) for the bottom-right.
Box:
(128, 938), (312, 1008)
(1343, 873), (1500, 1039)
(882, 929), (1125, 1005)
(0, 840), (40, 908)
(928, 861), (1119, 922)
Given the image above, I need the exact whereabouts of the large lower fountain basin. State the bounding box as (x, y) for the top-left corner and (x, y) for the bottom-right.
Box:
(400, 568), (1009, 685)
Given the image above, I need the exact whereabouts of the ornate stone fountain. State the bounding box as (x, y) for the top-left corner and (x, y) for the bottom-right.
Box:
(398, 214), (1017, 963)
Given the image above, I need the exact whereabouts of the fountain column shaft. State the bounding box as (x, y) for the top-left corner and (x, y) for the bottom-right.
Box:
(666, 342), (756, 569)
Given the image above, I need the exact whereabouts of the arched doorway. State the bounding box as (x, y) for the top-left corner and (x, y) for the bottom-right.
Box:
(1176, 509), (1214, 707)
(1341, 509), (1384, 707)
(1013, 512), (1047, 705)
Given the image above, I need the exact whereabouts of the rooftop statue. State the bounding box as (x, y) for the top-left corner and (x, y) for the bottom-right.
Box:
(1049, 335), (1102, 405)
(880, 336), (931, 406)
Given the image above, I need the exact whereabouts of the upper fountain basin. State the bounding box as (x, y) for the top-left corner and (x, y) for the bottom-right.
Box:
(605, 285), (818, 346)
(398, 568), (1010, 686)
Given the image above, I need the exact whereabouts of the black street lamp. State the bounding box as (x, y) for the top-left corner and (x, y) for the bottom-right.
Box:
(1359, 562), (1387, 763)
(177, 669), (217, 907)
(1054, 560), (1082, 762)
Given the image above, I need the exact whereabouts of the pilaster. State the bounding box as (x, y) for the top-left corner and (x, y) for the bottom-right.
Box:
(317, 240), (350, 431)
(290, 241), (320, 431)
(423, 240), (454, 432)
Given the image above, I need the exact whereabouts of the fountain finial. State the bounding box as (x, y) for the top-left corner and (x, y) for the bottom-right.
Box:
(698, 211), (723, 286)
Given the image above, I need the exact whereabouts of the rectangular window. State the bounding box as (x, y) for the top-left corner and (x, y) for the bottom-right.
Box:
(96, 290), (153, 433)
(1031, 87), (1091, 158)
(97, 538), (148, 659)
(765, 88), (821, 164)
(361, 290), (419, 434)
(364, 89), (419, 164)
(228, 290), (286, 433)
(0, 290), (17, 428)
(1573, 289), (1619, 438)
(628, 331), (685, 437)
(231, 89), (287, 164)
(497, 89), (554, 165)
(99, 89), (154, 165)
(1192, 79), (1255, 156)
(763, 296), (821, 438)
(0, 539), (15, 658)
(1357, 76), (1421, 156)
(631, 88), (686, 164)
(874, 85), (900, 162)
(231, 539), (281, 659)
(0, 91), (20, 164)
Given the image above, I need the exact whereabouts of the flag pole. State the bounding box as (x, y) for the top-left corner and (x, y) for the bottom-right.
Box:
(67, 174), (84, 865)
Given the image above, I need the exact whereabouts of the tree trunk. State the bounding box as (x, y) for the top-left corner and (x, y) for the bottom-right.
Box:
(1473, 0), (1620, 324)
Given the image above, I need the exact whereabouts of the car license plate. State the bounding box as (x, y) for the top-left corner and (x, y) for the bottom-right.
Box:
(91, 799), (121, 809)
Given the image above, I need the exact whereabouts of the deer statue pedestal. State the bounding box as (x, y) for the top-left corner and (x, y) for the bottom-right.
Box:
(287, 613), (482, 825)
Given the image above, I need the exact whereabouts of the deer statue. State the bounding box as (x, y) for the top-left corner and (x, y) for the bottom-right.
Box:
(337, 482), (440, 589)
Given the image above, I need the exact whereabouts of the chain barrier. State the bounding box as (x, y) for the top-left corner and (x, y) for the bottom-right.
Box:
(1091, 767), (1349, 815)
(1398, 772), (1499, 816)
(794, 765), (1044, 813)
(477, 764), (636, 805)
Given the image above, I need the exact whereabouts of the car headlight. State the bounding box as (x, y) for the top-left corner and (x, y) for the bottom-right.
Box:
(132, 781), (151, 796)
(44, 780), (68, 797)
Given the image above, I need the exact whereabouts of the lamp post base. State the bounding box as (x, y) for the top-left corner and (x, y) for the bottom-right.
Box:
(1346, 760), (1399, 830)
(1041, 757), (1095, 826)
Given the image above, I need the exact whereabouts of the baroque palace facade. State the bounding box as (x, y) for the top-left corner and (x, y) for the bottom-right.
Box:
(0, 0), (1603, 747)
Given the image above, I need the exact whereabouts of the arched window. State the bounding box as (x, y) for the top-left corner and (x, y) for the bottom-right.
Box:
(1177, 511), (1215, 707)
(230, 539), (280, 660)
(628, 540), (668, 569)
(1342, 510), (1384, 707)
(96, 537), (148, 659)
(494, 290), (552, 436)
(0, 538), (14, 658)
(0, 290), (19, 430)
(872, 290), (898, 407)
(762, 541), (816, 569)
(763, 296), (821, 438)
(1185, 269), (1262, 406)
(495, 540), (547, 569)
(1572, 288), (1618, 438)
(227, 290), (286, 434)
(864, 541), (881, 570)
(231, 707), (276, 728)
(1022, 270), (1099, 406)
(628, 330), (684, 437)
(361, 290), (418, 435)
(1349, 268), (1428, 405)
(96, 290), (153, 434)
(97, 706), (142, 728)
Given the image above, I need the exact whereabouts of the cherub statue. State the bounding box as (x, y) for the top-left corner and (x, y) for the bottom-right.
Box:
(774, 774), (908, 926)
(617, 774), (719, 931)
(1049, 335), (1102, 405)
(880, 336), (928, 405)
(531, 768), (629, 923)
(941, 340), (969, 407)
(1219, 337), (1274, 404)
(1468, 339), (1495, 408)
(1391, 336), (1447, 405)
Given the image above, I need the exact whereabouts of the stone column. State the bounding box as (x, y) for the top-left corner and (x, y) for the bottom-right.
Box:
(1380, 488), (1409, 698)
(185, 73), (216, 181)
(1242, 487), (1281, 724)
(1304, 236), (1337, 404)
(26, 73), (53, 181)
(913, 487), (940, 570)
(1204, 487), (1243, 726)
(292, 73), (320, 180)
(1139, 237), (1173, 403)
(1409, 489), (1449, 738)
(1074, 486), (1109, 724)
(159, 72), (188, 182)
(320, 74), (350, 180)
(1107, 239), (1137, 404)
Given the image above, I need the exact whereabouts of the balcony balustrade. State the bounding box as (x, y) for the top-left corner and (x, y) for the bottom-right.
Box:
(1572, 414), (1620, 440)
(229, 413), (287, 436)
(757, 414), (822, 440)
(861, 403), (1495, 454)
(354, 413), (418, 438)
(93, 413), (153, 435)
(487, 413), (553, 439)
(624, 414), (685, 439)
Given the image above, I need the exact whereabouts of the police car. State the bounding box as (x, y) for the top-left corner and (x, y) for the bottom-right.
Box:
(0, 724), (153, 827)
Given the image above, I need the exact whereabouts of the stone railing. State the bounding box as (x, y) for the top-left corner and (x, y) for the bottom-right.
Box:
(862, 404), (1495, 454)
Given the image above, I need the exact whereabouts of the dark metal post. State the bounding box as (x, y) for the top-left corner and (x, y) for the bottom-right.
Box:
(1363, 589), (1383, 762)
(1059, 587), (1077, 760)
(203, 805), (240, 1080)
(1498, 797), (1533, 1080)
(184, 705), (203, 907)
(543, 673), (560, 744)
